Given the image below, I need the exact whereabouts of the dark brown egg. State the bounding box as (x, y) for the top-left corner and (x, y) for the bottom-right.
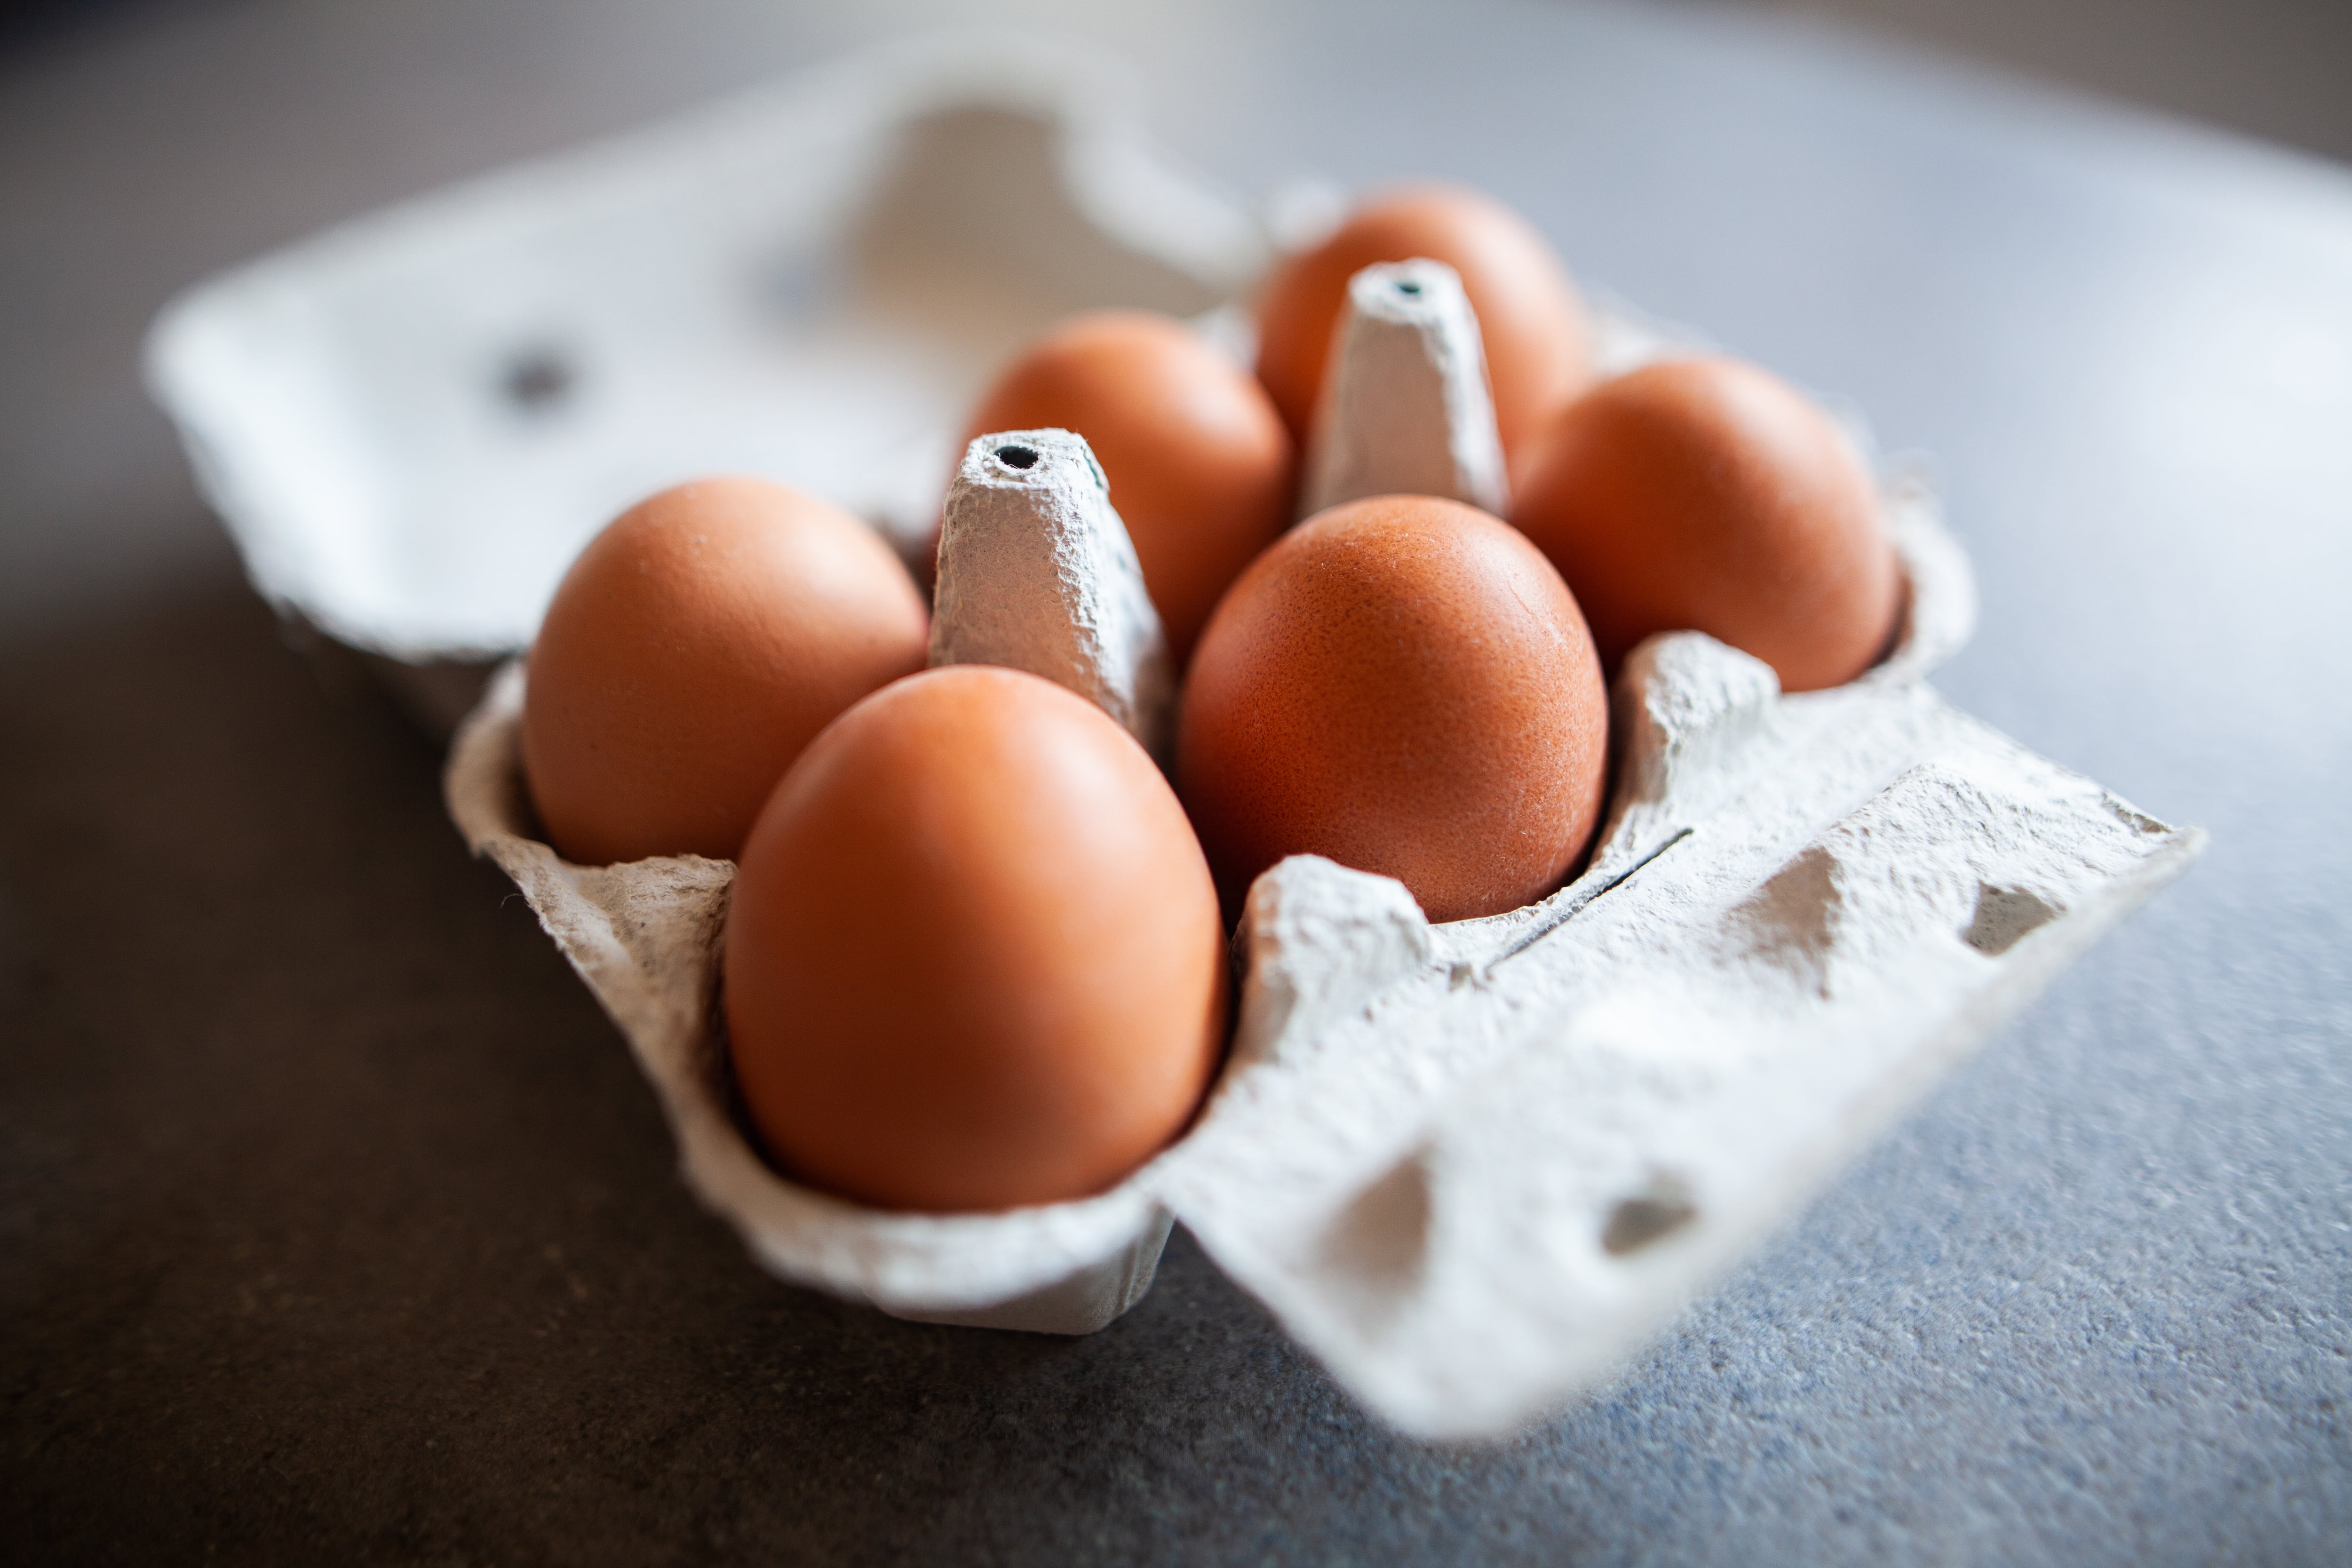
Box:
(1178, 494), (1609, 923)
(521, 477), (929, 865)
(1254, 183), (1594, 467)
(954, 310), (1295, 664)
(725, 665), (1227, 1212)
(1509, 357), (1902, 692)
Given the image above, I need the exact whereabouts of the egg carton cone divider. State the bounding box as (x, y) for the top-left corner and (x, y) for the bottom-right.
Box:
(446, 426), (2202, 1433)
(1299, 258), (1509, 519)
(930, 429), (1175, 763)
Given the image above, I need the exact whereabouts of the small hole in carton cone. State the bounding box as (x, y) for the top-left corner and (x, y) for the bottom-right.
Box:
(993, 444), (1040, 470)
(1393, 279), (1423, 296)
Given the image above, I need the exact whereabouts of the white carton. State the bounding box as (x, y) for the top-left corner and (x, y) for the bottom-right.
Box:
(154, 40), (2202, 1437)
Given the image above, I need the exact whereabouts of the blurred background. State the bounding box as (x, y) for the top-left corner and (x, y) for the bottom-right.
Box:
(1731, 0), (2352, 164)
(10, 0), (2352, 161)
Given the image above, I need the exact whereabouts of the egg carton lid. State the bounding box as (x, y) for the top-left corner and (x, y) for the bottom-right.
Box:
(142, 34), (1271, 665)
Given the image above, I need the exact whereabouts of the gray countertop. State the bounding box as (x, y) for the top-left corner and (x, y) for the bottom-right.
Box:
(4, 2), (2348, 1562)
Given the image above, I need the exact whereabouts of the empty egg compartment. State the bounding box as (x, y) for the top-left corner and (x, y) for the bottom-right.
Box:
(1133, 482), (2200, 1433)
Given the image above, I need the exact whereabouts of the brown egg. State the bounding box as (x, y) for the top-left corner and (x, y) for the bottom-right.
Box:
(522, 477), (928, 865)
(1509, 357), (1903, 692)
(1254, 183), (1594, 467)
(725, 665), (1227, 1212)
(953, 310), (1295, 664)
(1178, 495), (1609, 924)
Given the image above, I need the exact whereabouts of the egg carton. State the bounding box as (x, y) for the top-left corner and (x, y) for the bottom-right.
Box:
(151, 37), (2202, 1438)
(444, 459), (2197, 1437)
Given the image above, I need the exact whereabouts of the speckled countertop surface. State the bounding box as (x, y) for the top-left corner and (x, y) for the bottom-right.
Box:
(4, 2), (2347, 1562)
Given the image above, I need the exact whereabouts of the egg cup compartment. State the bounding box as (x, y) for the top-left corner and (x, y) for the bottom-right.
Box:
(443, 468), (2202, 1435)
(445, 659), (1187, 1336)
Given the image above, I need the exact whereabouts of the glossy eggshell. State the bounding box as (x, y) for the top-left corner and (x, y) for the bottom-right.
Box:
(521, 477), (929, 866)
(953, 310), (1296, 665)
(1509, 357), (1903, 693)
(1178, 495), (1610, 925)
(723, 665), (1228, 1213)
(1254, 183), (1594, 466)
